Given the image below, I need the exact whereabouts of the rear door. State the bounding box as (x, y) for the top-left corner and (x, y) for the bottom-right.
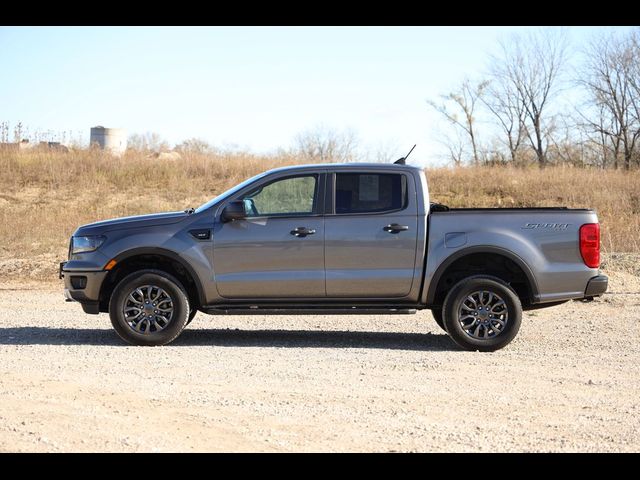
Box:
(324, 170), (419, 297)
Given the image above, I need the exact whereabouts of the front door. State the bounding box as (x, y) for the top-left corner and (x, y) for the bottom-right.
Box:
(324, 171), (418, 297)
(212, 173), (325, 298)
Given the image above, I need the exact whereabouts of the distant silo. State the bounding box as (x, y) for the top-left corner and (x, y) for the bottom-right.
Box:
(90, 126), (127, 156)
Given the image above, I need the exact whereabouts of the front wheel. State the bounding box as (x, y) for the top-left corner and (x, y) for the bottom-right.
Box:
(431, 307), (446, 331)
(109, 270), (190, 346)
(442, 276), (522, 352)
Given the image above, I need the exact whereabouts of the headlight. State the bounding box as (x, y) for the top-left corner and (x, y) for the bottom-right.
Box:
(71, 235), (106, 254)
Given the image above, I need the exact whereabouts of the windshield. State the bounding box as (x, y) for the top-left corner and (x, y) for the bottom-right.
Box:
(194, 171), (270, 213)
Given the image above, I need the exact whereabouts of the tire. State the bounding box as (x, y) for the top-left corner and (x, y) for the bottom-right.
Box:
(442, 275), (522, 352)
(186, 308), (197, 326)
(431, 307), (446, 331)
(109, 269), (190, 346)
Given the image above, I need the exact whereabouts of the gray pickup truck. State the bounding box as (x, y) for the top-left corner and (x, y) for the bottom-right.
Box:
(60, 162), (607, 351)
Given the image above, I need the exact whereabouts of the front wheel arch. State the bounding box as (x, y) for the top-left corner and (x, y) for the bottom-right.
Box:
(99, 250), (205, 312)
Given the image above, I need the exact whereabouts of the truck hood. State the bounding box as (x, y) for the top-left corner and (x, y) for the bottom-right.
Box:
(74, 211), (188, 235)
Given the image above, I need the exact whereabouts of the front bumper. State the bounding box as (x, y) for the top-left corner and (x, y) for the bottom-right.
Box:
(585, 274), (608, 298)
(60, 262), (108, 314)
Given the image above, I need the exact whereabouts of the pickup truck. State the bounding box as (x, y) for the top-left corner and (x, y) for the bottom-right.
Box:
(60, 162), (607, 351)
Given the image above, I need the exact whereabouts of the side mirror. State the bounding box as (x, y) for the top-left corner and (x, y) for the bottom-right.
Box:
(221, 200), (247, 222)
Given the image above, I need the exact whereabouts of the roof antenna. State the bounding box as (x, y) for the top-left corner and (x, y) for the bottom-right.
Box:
(394, 144), (416, 165)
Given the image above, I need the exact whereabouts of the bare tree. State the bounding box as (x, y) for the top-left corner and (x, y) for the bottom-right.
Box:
(493, 29), (567, 167)
(175, 137), (214, 155)
(626, 28), (640, 168)
(13, 122), (24, 143)
(365, 139), (401, 163)
(428, 78), (488, 165)
(483, 72), (527, 164)
(578, 31), (640, 170)
(547, 116), (585, 166)
(127, 132), (169, 152)
(577, 100), (622, 169)
(0, 121), (10, 143)
(444, 130), (466, 166)
(430, 127), (466, 167)
(294, 125), (359, 162)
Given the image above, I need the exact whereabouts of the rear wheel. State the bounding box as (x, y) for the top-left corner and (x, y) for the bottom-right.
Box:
(442, 275), (522, 352)
(109, 269), (190, 346)
(186, 308), (197, 326)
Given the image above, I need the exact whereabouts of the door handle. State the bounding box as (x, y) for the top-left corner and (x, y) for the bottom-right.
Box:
(290, 227), (316, 237)
(383, 224), (409, 234)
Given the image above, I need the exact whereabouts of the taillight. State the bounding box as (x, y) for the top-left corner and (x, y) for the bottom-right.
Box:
(579, 223), (600, 268)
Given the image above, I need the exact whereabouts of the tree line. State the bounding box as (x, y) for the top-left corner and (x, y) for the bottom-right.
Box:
(428, 28), (640, 169)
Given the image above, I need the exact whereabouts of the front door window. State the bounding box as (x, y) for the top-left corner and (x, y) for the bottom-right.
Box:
(241, 175), (318, 217)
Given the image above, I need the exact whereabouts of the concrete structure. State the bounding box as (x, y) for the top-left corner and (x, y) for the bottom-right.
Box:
(90, 126), (127, 156)
(38, 141), (69, 152)
(0, 140), (33, 152)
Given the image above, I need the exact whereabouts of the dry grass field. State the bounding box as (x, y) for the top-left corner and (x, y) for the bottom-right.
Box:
(0, 149), (638, 282)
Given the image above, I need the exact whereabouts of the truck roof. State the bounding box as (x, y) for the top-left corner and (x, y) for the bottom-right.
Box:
(264, 162), (424, 175)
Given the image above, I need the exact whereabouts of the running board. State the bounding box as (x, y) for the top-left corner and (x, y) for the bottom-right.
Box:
(202, 307), (417, 315)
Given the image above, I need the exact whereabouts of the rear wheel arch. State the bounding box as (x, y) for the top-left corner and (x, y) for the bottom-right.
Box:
(426, 246), (539, 308)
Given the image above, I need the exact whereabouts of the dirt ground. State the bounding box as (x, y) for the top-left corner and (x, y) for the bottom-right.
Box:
(0, 271), (638, 452)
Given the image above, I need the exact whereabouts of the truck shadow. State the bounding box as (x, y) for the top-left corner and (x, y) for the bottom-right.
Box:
(0, 327), (456, 351)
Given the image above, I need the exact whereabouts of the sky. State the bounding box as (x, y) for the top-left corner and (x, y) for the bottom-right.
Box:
(0, 26), (634, 166)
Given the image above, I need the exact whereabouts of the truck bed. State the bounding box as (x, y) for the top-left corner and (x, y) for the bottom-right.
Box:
(423, 206), (600, 305)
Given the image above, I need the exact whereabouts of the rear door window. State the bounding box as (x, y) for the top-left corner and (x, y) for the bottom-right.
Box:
(334, 173), (407, 214)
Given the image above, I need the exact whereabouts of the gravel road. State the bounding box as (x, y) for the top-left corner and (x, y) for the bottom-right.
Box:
(1, 272), (638, 452)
